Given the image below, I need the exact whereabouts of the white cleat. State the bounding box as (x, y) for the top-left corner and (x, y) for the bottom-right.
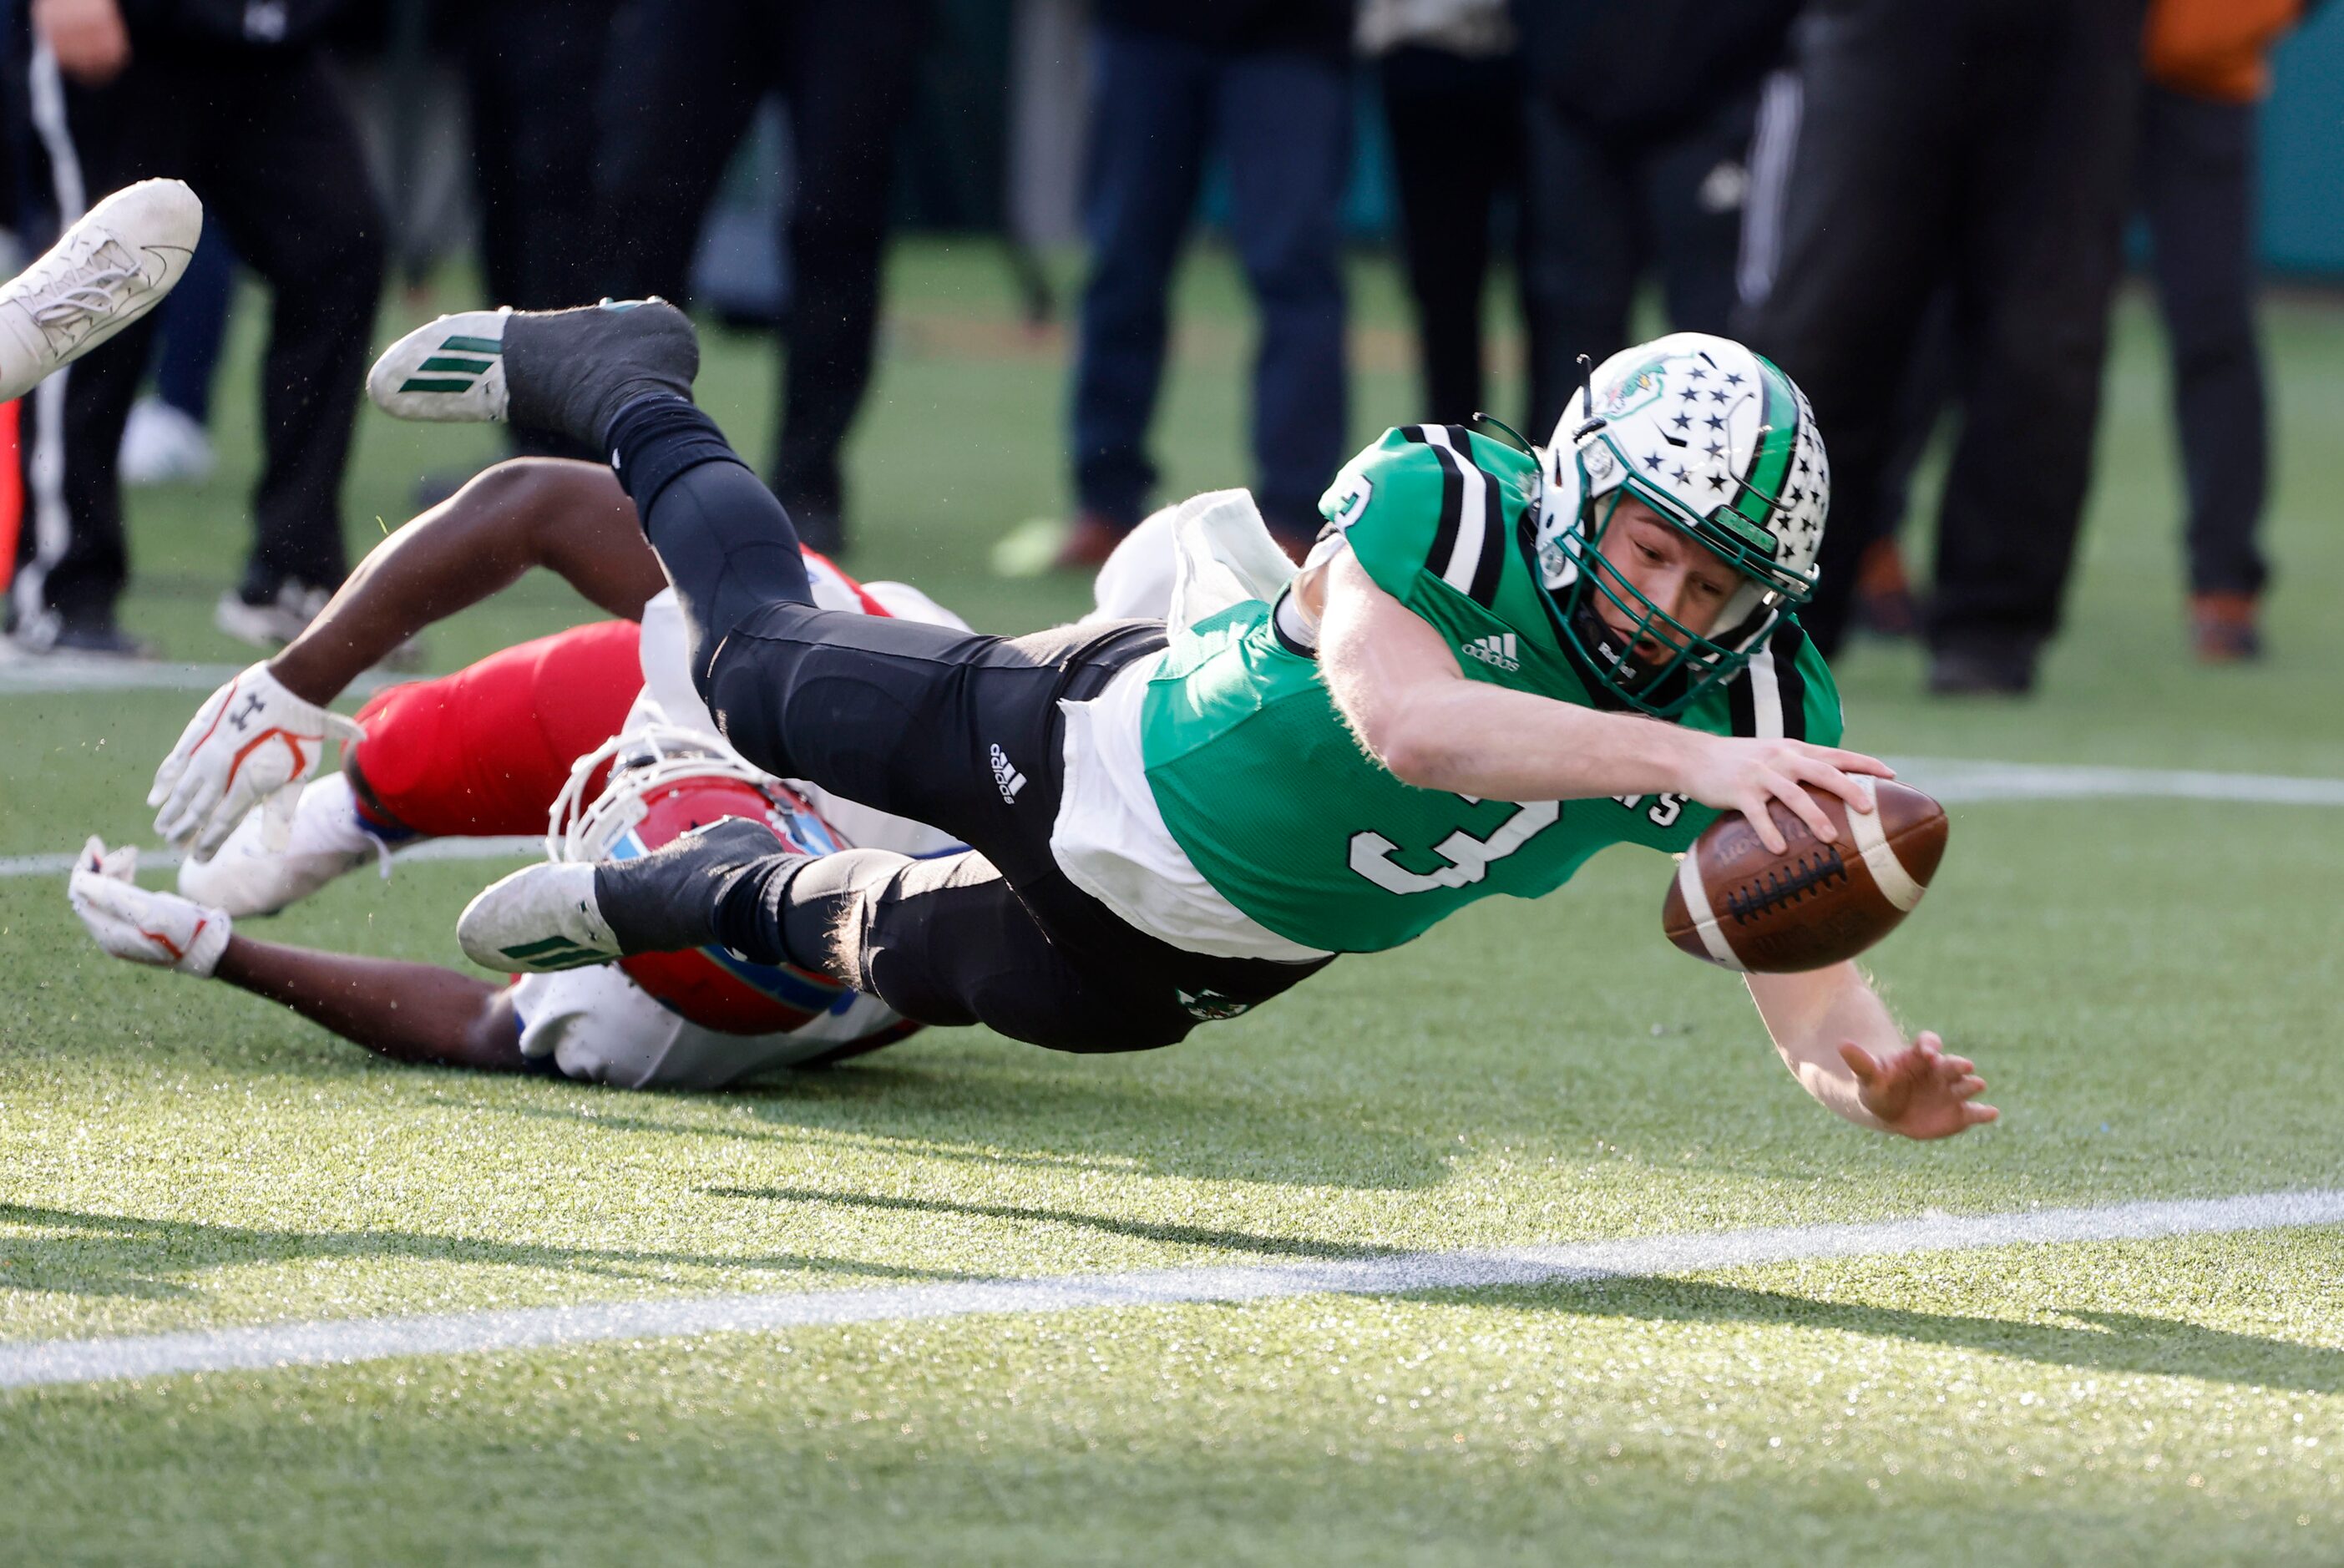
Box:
(458, 861), (619, 972)
(177, 772), (395, 918)
(0, 179), (201, 404)
(367, 308), (512, 423)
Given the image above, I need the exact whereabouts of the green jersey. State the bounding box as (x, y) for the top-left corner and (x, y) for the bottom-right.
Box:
(1136, 424), (1844, 954)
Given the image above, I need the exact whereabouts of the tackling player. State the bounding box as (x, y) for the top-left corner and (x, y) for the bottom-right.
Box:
(69, 459), (954, 1088)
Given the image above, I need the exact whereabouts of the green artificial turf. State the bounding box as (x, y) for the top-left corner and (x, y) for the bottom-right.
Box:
(2, 242), (2341, 1563)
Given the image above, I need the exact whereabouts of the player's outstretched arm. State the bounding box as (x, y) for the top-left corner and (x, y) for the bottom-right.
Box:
(269, 458), (663, 706)
(1316, 552), (1891, 850)
(1744, 963), (1997, 1140)
(67, 838), (528, 1070)
(148, 459), (666, 858)
(211, 939), (529, 1073)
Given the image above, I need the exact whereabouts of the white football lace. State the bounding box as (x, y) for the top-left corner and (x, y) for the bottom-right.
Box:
(31, 269), (139, 329)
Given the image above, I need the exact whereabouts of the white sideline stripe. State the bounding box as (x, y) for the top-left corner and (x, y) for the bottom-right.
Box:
(0, 837), (541, 880)
(1888, 756), (2344, 808)
(0, 657), (402, 695)
(2, 1187), (2338, 1393)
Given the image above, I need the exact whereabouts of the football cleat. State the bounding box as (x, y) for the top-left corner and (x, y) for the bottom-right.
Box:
(459, 861), (621, 972)
(0, 179), (202, 404)
(367, 298), (697, 450)
(68, 837), (232, 978)
(177, 771), (394, 918)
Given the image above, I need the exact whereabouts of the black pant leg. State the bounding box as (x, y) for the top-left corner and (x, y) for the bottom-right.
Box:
(1926, 0), (2143, 654)
(1519, 93), (1638, 437)
(1643, 83), (1760, 340)
(592, 0), (767, 304)
(465, 0), (619, 311)
(767, 0), (927, 535)
(1376, 47), (1516, 426)
(2139, 84), (2266, 599)
(8, 48), (178, 632)
(199, 51), (386, 597)
(1730, 0), (1961, 655)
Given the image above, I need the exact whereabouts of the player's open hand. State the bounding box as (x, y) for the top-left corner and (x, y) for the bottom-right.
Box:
(1680, 735), (1896, 853)
(148, 662), (365, 862)
(1838, 1032), (1996, 1140)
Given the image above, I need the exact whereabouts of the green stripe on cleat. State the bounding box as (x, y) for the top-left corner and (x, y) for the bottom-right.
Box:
(398, 377), (479, 394)
(438, 335), (504, 354)
(416, 356), (494, 374)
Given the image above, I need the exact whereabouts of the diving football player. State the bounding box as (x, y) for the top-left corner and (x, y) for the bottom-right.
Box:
(360, 307), (1989, 1138)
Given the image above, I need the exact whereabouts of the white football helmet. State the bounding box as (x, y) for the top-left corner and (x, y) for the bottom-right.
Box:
(1534, 332), (1830, 716)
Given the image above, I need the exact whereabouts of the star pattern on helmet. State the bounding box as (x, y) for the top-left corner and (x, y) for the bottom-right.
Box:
(1679, 388), (1700, 404)
(1670, 465), (1689, 483)
(1724, 372), (1744, 387)
(1671, 412), (1690, 430)
(1705, 413), (1724, 431)
(1643, 452), (1664, 470)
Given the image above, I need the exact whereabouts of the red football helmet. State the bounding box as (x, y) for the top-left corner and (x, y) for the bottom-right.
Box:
(549, 725), (853, 1034)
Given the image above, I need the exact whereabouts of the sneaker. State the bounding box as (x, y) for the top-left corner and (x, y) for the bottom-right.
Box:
(215, 580), (332, 650)
(1853, 537), (1921, 640)
(368, 298), (698, 451)
(458, 861), (623, 972)
(120, 397), (215, 485)
(458, 815), (790, 972)
(1926, 639), (2038, 697)
(11, 612), (154, 659)
(1051, 512), (1128, 571)
(0, 179), (202, 403)
(2190, 591), (2261, 663)
(176, 771), (398, 918)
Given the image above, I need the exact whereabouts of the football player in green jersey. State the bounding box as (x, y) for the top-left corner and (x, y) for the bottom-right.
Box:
(362, 304), (1993, 1141)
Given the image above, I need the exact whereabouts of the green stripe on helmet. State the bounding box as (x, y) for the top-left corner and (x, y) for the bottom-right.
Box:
(1731, 362), (1799, 536)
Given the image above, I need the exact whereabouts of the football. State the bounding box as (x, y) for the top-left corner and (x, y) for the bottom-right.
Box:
(1660, 779), (1948, 973)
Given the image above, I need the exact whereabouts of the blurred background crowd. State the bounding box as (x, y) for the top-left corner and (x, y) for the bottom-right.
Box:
(0, 0), (2326, 695)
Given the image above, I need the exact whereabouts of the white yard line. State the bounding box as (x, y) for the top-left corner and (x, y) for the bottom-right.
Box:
(5, 757), (2336, 881)
(0, 837), (544, 880)
(3, 1187), (2338, 1392)
(0, 658), (397, 696)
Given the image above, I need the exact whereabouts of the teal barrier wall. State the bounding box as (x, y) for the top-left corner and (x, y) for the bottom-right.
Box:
(2264, 4), (2344, 276)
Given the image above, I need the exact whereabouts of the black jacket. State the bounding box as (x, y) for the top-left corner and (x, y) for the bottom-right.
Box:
(1513, 0), (1803, 144)
(1097, 0), (1352, 60)
(121, 0), (352, 52)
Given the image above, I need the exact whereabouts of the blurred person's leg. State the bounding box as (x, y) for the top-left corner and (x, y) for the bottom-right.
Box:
(592, 0), (768, 304)
(203, 50), (387, 617)
(9, 42), (178, 651)
(1925, 0), (2142, 684)
(1378, 46), (1517, 425)
(1217, 47), (1349, 549)
(1643, 83), (1760, 339)
(769, 0), (928, 556)
(466, 0), (620, 463)
(120, 230), (234, 487)
(2138, 81), (2266, 655)
(1732, 0), (1961, 657)
(1066, 24), (1213, 556)
(1520, 93), (1637, 439)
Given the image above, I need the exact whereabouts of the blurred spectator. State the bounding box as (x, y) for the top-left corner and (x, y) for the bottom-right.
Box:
(8, 0), (385, 658)
(462, 0), (618, 463)
(2141, 0), (2308, 662)
(1363, 0), (1536, 428)
(1512, 0), (1798, 437)
(119, 227), (235, 486)
(1060, 0), (1353, 564)
(1736, 0), (2145, 695)
(592, 0), (929, 556)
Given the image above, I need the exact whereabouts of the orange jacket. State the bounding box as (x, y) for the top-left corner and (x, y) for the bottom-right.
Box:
(2145, 0), (2305, 102)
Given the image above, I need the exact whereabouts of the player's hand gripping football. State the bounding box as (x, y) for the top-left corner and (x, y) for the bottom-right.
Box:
(148, 662), (365, 862)
(1678, 735), (1897, 854)
(1838, 1032), (1996, 1141)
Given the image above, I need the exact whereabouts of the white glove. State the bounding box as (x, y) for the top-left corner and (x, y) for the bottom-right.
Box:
(147, 661), (365, 862)
(67, 837), (231, 978)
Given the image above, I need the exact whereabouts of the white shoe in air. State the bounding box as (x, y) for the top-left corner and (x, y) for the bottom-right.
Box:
(367, 308), (513, 423)
(0, 179), (201, 403)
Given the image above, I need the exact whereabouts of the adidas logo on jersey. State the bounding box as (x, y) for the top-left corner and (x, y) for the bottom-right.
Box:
(989, 743), (1029, 804)
(397, 331), (501, 395)
(1461, 632), (1520, 672)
